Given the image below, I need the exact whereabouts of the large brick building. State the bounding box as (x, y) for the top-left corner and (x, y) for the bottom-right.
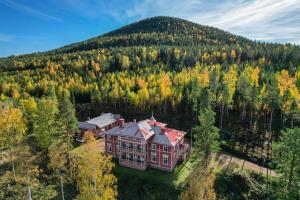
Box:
(104, 115), (189, 171)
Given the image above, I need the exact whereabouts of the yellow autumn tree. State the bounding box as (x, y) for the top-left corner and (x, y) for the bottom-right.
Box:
(160, 73), (172, 112)
(0, 103), (27, 180)
(71, 136), (117, 200)
(219, 65), (237, 129)
(180, 173), (216, 200)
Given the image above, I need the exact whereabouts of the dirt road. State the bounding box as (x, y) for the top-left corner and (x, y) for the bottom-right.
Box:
(210, 152), (277, 176)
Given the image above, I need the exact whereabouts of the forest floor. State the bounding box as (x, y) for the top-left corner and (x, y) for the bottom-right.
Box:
(210, 152), (277, 177)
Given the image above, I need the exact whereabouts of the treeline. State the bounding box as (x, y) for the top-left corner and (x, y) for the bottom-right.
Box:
(1, 46), (300, 159)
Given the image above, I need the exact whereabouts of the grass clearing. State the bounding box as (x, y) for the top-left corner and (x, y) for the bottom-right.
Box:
(113, 156), (194, 188)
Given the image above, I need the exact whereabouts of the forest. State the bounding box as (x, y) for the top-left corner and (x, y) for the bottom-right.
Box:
(0, 16), (300, 199)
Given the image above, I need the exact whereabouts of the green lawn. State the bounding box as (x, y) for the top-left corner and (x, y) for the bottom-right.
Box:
(113, 158), (194, 200)
(113, 156), (194, 188)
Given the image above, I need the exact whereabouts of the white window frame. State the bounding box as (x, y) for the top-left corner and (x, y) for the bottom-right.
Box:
(151, 152), (157, 162)
(107, 143), (112, 152)
(163, 154), (168, 165)
(133, 153), (137, 161)
(140, 156), (145, 163)
(151, 143), (157, 150)
(163, 145), (169, 152)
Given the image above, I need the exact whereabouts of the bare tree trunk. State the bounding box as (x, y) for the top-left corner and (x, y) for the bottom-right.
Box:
(269, 108), (273, 132)
(60, 175), (65, 200)
(220, 102), (224, 129)
(225, 156), (233, 174)
(67, 133), (72, 177)
(28, 187), (32, 200)
(226, 106), (229, 118)
(250, 104), (253, 129)
(241, 101), (246, 120)
(241, 159), (246, 172)
(9, 146), (16, 180)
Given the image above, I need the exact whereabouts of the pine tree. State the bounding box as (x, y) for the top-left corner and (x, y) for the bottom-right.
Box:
(273, 127), (300, 199)
(192, 107), (220, 168)
(57, 88), (78, 176)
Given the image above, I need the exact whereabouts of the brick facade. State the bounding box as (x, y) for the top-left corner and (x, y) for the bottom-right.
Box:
(104, 118), (189, 171)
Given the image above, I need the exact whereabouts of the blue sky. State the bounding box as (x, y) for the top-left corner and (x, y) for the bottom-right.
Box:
(1, 0), (300, 57)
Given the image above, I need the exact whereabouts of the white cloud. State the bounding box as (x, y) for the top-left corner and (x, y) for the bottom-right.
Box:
(121, 0), (300, 44)
(0, 33), (14, 42)
(0, 0), (63, 22)
(0, 33), (45, 43)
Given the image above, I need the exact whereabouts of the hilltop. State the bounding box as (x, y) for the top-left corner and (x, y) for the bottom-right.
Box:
(53, 16), (252, 54)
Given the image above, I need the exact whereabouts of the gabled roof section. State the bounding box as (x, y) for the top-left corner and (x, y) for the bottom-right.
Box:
(147, 119), (186, 146)
(146, 119), (167, 127)
(79, 113), (121, 129)
(105, 120), (155, 141)
(79, 122), (97, 130)
(105, 118), (186, 146)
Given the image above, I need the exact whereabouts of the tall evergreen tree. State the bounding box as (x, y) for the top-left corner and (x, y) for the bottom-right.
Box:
(192, 107), (220, 167)
(273, 127), (300, 199)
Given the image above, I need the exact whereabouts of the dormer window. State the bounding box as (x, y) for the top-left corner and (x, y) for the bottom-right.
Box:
(163, 145), (168, 152)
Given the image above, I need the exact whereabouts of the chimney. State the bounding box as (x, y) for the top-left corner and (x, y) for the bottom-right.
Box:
(118, 118), (125, 128)
(160, 128), (166, 135)
(133, 119), (137, 123)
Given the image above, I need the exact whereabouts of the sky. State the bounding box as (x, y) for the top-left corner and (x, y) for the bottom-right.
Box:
(1, 0), (300, 57)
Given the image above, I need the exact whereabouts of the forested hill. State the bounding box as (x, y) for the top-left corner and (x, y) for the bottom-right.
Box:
(51, 16), (288, 55)
(53, 16), (252, 54)
(1, 16), (300, 71)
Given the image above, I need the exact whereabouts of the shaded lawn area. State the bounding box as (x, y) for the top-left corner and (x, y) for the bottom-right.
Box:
(113, 157), (194, 200)
(113, 157), (193, 187)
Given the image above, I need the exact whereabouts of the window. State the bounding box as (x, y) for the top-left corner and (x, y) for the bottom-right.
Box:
(151, 152), (157, 162)
(129, 143), (133, 149)
(107, 143), (112, 152)
(116, 144), (120, 152)
(151, 144), (157, 150)
(140, 156), (145, 163)
(107, 135), (111, 140)
(126, 153), (130, 161)
(141, 145), (145, 153)
(133, 144), (137, 151)
(163, 145), (169, 152)
(133, 153), (137, 161)
(163, 155), (168, 165)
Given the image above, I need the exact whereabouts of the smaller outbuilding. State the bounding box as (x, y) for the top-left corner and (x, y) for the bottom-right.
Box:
(78, 113), (122, 139)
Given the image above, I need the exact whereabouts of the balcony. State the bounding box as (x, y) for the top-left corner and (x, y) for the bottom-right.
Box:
(119, 155), (147, 170)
